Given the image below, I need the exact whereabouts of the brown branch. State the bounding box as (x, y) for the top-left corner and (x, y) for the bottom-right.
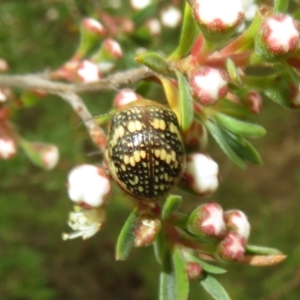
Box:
(0, 66), (154, 94)
(57, 92), (107, 151)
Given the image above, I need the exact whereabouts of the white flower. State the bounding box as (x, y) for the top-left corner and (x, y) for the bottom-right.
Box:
(82, 18), (106, 35)
(62, 206), (105, 240)
(113, 89), (140, 109)
(67, 164), (111, 208)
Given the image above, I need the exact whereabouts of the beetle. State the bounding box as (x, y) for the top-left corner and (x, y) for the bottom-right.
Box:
(105, 100), (186, 201)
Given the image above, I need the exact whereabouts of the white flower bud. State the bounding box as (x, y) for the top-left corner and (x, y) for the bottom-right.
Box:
(77, 60), (101, 83)
(225, 210), (250, 240)
(146, 18), (161, 36)
(0, 137), (17, 159)
(43, 144), (59, 170)
(193, 0), (245, 34)
(113, 89), (141, 110)
(67, 164), (111, 208)
(130, 0), (151, 10)
(82, 18), (106, 36)
(216, 232), (246, 262)
(184, 153), (219, 196)
(189, 68), (228, 106)
(187, 203), (226, 239)
(160, 6), (182, 28)
(102, 39), (123, 59)
(260, 14), (300, 56)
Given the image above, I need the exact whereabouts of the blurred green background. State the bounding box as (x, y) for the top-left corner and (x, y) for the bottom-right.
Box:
(1, 1), (300, 299)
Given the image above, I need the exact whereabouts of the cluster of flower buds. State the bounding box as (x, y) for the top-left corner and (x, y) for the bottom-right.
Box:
(183, 153), (219, 196)
(186, 203), (251, 262)
(62, 164), (111, 240)
(52, 17), (123, 83)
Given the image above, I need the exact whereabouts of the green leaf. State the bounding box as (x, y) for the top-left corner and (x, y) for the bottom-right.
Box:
(226, 59), (242, 87)
(169, 2), (198, 60)
(200, 275), (231, 300)
(115, 208), (139, 261)
(263, 86), (291, 108)
(246, 245), (283, 256)
(214, 112), (266, 138)
(204, 118), (246, 169)
(274, 0), (289, 13)
(176, 71), (194, 131)
(154, 231), (165, 264)
(159, 249), (176, 300)
(223, 131), (263, 165)
(185, 254), (227, 275)
(285, 65), (300, 89)
(162, 195), (182, 220)
(132, 2), (158, 26)
(173, 247), (189, 300)
(136, 52), (170, 75)
(159, 247), (189, 300)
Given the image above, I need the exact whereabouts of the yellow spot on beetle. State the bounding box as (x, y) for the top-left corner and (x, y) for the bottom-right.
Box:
(134, 150), (141, 163)
(140, 150), (146, 159)
(128, 121), (136, 132)
(124, 155), (130, 164)
(159, 119), (166, 130)
(155, 149), (160, 157)
(130, 156), (136, 167)
(160, 149), (167, 161)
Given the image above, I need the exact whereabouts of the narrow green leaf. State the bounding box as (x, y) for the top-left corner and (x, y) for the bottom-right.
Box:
(285, 65), (300, 89)
(223, 131), (263, 165)
(169, 2), (198, 60)
(154, 231), (165, 265)
(214, 112), (266, 138)
(200, 275), (232, 300)
(176, 71), (194, 131)
(204, 119), (246, 169)
(136, 52), (170, 75)
(115, 208), (139, 261)
(263, 86), (291, 108)
(246, 245), (283, 256)
(226, 59), (242, 87)
(185, 254), (227, 274)
(173, 247), (189, 300)
(162, 195), (182, 220)
(274, 0), (289, 13)
(159, 249), (176, 300)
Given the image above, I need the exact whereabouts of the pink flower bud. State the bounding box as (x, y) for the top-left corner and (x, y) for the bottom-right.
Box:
(76, 60), (101, 83)
(146, 18), (161, 36)
(245, 90), (263, 114)
(260, 14), (300, 56)
(134, 214), (161, 247)
(186, 262), (203, 281)
(113, 89), (141, 110)
(0, 58), (9, 72)
(184, 153), (219, 196)
(43, 144), (59, 170)
(67, 164), (111, 208)
(0, 137), (17, 159)
(224, 210), (250, 240)
(193, 0), (245, 37)
(130, 0), (152, 10)
(182, 121), (207, 150)
(216, 232), (246, 262)
(62, 206), (106, 240)
(82, 18), (106, 36)
(186, 203), (226, 239)
(189, 67), (228, 106)
(160, 6), (182, 28)
(102, 38), (123, 59)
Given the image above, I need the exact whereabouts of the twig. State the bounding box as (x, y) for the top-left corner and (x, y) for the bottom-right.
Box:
(0, 66), (154, 94)
(57, 92), (107, 151)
